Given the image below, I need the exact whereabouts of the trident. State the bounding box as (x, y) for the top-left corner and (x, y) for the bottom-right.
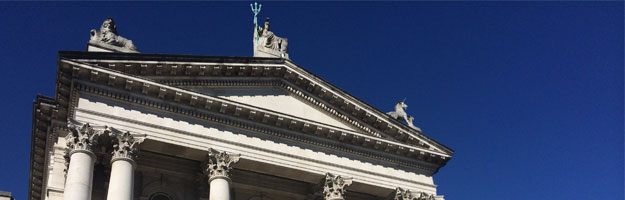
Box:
(250, 2), (262, 44)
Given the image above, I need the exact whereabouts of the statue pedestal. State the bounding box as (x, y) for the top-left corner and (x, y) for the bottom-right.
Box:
(87, 43), (114, 53)
(87, 41), (139, 53)
(254, 46), (289, 59)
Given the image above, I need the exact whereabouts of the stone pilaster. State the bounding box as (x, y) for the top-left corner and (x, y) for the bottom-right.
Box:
(203, 148), (240, 200)
(106, 129), (145, 200)
(63, 121), (103, 200)
(392, 187), (435, 200)
(323, 173), (352, 200)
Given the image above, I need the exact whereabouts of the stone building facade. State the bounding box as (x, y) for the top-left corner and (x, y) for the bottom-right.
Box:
(28, 18), (453, 200)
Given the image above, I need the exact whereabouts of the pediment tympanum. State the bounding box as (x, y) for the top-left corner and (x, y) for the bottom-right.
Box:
(187, 88), (356, 131)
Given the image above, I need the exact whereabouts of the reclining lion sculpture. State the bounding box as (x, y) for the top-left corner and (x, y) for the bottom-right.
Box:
(88, 18), (138, 53)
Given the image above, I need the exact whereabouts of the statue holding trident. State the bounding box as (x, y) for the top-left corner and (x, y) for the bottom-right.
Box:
(250, 2), (289, 59)
(250, 2), (262, 45)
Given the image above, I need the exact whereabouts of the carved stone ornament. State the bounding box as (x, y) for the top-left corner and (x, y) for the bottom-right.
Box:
(88, 18), (139, 53)
(393, 188), (436, 200)
(63, 120), (104, 177)
(204, 148), (240, 182)
(65, 120), (103, 156)
(323, 173), (353, 200)
(386, 100), (421, 131)
(109, 128), (145, 163)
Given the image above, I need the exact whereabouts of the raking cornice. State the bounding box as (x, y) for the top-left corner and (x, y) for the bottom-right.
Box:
(61, 59), (450, 160)
(57, 51), (453, 156)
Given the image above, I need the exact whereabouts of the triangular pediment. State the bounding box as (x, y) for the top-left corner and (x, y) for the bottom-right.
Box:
(57, 51), (454, 162)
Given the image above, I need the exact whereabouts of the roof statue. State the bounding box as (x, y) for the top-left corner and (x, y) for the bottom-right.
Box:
(251, 2), (289, 59)
(387, 100), (421, 131)
(88, 18), (139, 53)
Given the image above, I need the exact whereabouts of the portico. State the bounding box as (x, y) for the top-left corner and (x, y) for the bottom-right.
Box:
(29, 16), (453, 200)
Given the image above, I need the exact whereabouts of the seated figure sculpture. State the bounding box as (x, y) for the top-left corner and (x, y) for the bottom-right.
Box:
(254, 18), (288, 58)
(88, 18), (138, 53)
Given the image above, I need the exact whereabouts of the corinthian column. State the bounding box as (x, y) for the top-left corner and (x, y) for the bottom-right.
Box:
(106, 130), (145, 200)
(203, 148), (240, 200)
(323, 173), (353, 200)
(63, 122), (102, 200)
(392, 187), (436, 200)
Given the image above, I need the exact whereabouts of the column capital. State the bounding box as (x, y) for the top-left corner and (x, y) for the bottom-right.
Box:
(392, 187), (435, 200)
(204, 148), (240, 182)
(65, 121), (103, 158)
(109, 128), (145, 165)
(323, 173), (352, 200)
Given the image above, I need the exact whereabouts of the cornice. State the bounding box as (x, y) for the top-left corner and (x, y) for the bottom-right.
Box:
(283, 60), (453, 155)
(57, 59), (449, 170)
(30, 95), (58, 200)
(58, 51), (286, 65)
(58, 52), (452, 156)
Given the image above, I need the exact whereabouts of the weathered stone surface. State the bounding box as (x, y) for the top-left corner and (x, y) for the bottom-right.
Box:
(393, 187), (436, 200)
(323, 173), (352, 200)
(109, 128), (145, 162)
(65, 120), (102, 155)
(88, 18), (139, 53)
(204, 148), (240, 182)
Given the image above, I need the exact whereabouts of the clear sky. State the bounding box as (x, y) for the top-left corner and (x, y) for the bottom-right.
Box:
(0, 2), (622, 200)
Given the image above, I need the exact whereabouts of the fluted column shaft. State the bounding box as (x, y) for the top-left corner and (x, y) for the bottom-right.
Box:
(204, 148), (240, 200)
(106, 130), (144, 200)
(63, 123), (102, 200)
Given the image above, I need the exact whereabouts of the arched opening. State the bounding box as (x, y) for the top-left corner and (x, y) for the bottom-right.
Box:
(149, 192), (173, 200)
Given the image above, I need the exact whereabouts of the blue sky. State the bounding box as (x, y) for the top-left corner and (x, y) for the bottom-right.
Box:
(0, 2), (622, 200)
